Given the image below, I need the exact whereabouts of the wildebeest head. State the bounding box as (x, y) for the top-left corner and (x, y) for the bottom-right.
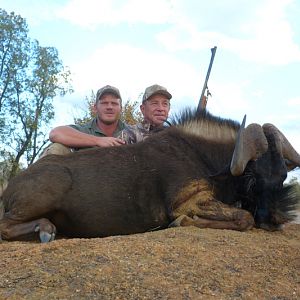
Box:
(170, 108), (300, 231)
(229, 117), (300, 230)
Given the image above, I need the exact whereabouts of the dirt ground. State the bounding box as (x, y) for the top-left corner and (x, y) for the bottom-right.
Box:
(0, 222), (299, 300)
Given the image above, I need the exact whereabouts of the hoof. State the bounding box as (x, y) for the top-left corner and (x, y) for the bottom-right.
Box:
(169, 215), (187, 227)
(39, 231), (56, 243)
(234, 210), (255, 231)
(35, 223), (56, 243)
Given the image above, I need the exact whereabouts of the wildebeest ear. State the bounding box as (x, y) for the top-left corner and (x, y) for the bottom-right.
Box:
(284, 159), (298, 171)
(263, 123), (300, 171)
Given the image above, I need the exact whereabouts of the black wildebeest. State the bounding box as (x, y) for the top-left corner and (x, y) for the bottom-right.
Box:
(0, 109), (300, 242)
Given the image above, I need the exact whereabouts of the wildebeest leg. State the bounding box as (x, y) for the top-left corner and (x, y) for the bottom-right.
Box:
(0, 217), (56, 242)
(172, 179), (254, 231)
(170, 209), (254, 231)
(0, 164), (72, 242)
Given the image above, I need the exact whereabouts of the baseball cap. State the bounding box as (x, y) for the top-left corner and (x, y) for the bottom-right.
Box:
(142, 84), (172, 103)
(96, 85), (122, 102)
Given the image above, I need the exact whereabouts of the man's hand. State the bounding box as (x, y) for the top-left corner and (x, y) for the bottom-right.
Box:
(95, 137), (126, 147)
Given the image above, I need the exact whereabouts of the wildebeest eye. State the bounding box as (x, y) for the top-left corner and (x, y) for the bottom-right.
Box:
(242, 169), (256, 193)
(246, 177), (256, 193)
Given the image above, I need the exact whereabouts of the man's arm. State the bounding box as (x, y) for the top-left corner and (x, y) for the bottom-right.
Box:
(49, 126), (125, 148)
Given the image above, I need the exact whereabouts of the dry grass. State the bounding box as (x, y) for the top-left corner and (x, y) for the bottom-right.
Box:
(0, 223), (299, 300)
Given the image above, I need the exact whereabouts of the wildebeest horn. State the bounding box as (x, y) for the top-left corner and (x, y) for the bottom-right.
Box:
(262, 123), (300, 171)
(230, 115), (269, 176)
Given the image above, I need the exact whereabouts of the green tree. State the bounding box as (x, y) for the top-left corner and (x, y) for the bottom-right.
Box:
(121, 99), (143, 125)
(0, 151), (17, 194)
(286, 176), (300, 188)
(0, 9), (73, 178)
(0, 9), (29, 113)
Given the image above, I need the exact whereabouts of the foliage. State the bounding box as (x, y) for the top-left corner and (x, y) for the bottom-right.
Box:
(286, 176), (300, 190)
(0, 9), (29, 113)
(0, 8), (73, 179)
(0, 151), (19, 193)
(121, 99), (143, 125)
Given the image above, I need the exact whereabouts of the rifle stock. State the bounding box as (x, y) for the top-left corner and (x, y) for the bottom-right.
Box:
(197, 46), (217, 111)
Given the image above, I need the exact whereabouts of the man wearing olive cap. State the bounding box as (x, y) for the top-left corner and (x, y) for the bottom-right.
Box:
(42, 85), (126, 156)
(125, 84), (172, 143)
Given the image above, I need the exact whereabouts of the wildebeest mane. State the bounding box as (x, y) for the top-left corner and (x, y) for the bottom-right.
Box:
(170, 107), (240, 128)
(169, 108), (241, 144)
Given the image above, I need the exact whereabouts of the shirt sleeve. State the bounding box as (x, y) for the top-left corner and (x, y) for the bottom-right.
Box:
(120, 126), (137, 144)
(68, 124), (91, 135)
(121, 124), (152, 144)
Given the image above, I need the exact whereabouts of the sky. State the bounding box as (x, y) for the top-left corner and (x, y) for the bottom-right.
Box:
(1, 0), (300, 179)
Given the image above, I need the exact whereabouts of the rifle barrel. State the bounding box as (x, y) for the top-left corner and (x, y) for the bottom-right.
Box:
(197, 46), (217, 111)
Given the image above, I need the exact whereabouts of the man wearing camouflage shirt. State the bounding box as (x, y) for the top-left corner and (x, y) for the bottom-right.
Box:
(125, 84), (172, 144)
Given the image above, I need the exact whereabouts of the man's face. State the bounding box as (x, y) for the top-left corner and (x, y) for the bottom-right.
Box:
(94, 93), (121, 125)
(140, 94), (170, 127)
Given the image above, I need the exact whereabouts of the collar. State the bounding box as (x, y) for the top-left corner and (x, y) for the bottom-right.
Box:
(90, 118), (126, 136)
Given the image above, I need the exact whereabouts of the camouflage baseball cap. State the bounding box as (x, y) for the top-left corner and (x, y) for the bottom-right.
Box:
(142, 84), (172, 103)
(96, 85), (122, 102)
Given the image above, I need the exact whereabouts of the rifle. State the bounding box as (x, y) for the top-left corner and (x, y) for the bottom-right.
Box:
(197, 46), (217, 111)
